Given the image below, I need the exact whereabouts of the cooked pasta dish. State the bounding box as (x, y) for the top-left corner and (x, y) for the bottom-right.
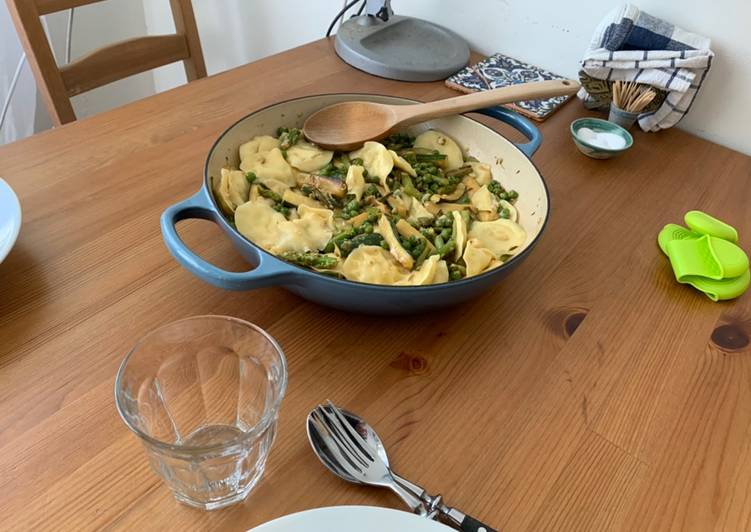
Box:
(213, 128), (526, 285)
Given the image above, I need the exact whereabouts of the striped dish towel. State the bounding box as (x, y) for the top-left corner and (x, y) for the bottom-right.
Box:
(578, 4), (714, 132)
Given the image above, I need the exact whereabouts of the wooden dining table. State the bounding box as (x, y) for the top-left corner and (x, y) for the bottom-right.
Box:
(1, 38), (750, 531)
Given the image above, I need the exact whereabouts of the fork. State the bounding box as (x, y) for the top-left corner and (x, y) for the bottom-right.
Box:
(312, 403), (497, 532)
(309, 408), (426, 513)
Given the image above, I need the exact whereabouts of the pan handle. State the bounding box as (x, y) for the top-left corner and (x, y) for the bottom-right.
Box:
(476, 106), (542, 158)
(160, 190), (291, 291)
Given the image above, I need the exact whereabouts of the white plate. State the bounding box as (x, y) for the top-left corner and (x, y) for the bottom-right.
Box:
(0, 178), (21, 263)
(249, 506), (454, 532)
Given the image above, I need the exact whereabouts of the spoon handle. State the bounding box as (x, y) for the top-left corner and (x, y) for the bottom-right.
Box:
(386, 480), (428, 515)
(391, 471), (497, 531)
(436, 504), (497, 532)
(392, 79), (579, 126)
(455, 513), (497, 532)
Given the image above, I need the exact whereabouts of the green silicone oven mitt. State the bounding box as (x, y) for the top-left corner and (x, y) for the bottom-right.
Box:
(658, 213), (749, 301)
(681, 270), (751, 302)
(657, 223), (700, 255)
(684, 210), (739, 243)
(666, 235), (748, 280)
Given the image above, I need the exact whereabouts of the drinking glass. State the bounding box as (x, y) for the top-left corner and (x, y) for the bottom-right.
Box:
(114, 315), (287, 510)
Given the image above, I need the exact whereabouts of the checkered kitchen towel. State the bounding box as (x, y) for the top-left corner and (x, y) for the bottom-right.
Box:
(578, 4), (714, 131)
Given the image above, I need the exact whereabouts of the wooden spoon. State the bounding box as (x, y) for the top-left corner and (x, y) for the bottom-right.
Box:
(303, 79), (580, 150)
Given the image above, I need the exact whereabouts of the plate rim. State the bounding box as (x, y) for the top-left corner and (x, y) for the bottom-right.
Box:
(248, 505), (453, 532)
(0, 177), (21, 263)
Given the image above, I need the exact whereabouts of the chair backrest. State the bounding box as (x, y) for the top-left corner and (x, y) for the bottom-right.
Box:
(5, 0), (207, 125)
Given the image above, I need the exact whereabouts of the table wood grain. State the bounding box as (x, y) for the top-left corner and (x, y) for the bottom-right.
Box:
(1, 38), (750, 531)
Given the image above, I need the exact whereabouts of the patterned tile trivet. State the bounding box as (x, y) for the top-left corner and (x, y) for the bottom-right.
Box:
(446, 53), (575, 121)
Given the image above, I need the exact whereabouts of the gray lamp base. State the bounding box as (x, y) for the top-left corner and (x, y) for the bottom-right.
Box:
(334, 15), (470, 82)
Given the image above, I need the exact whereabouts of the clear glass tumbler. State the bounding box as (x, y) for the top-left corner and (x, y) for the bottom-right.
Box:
(114, 315), (287, 510)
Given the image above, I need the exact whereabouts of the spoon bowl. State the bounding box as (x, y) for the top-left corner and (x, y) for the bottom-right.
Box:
(306, 408), (391, 483)
(303, 78), (579, 150)
(302, 102), (398, 151)
(307, 406), (427, 514)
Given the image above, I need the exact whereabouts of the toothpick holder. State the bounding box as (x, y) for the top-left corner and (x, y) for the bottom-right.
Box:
(608, 103), (639, 130)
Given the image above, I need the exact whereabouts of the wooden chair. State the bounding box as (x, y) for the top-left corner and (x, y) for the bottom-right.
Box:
(5, 0), (206, 126)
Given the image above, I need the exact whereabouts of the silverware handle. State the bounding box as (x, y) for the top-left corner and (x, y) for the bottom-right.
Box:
(390, 471), (497, 531)
(455, 513), (497, 532)
(390, 472), (427, 500)
(387, 480), (428, 516)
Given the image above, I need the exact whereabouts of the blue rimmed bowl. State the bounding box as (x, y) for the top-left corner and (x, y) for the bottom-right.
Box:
(161, 94), (551, 314)
(570, 117), (633, 159)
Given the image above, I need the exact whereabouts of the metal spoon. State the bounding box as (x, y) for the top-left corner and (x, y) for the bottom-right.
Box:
(302, 78), (579, 150)
(307, 408), (427, 514)
(307, 405), (497, 531)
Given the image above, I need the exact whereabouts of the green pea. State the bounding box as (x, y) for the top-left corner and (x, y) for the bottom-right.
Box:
(500, 208), (511, 219)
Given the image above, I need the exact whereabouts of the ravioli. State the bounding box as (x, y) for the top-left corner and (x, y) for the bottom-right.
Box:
(389, 149), (417, 176)
(235, 200), (334, 255)
(239, 135), (280, 164)
(215, 168), (250, 214)
(407, 198), (434, 225)
(468, 162), (492, 186)
(286, 204), (336, 251)
(345, 164), (366, 201)
(341, 246), (406, 284)
(433, 260), (449, 284)
(298, 204), (335, 227)
(235, 200), (287, 252)
(470, 185), (499, 213)
(240, 147), (295, 188)
(395, 255), (440, 285)
(350, 142), (393, 192)
(263, 178), (293, 197)
(452, 211), (467, 261)
(286, 140), (334, 172)
(463, 238), (495, 277)
(468, 218), (527, 258)
(414, 130), (464, 170)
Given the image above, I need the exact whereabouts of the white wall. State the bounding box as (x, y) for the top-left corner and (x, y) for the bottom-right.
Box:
(15, 0), (751, 155)
(395, 0), (751, 155)
(142, 0), (356, 93)
(137, 0), (750, 155)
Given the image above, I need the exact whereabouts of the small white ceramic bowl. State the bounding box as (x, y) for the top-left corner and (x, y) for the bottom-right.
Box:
(570, 117), (633, 159)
